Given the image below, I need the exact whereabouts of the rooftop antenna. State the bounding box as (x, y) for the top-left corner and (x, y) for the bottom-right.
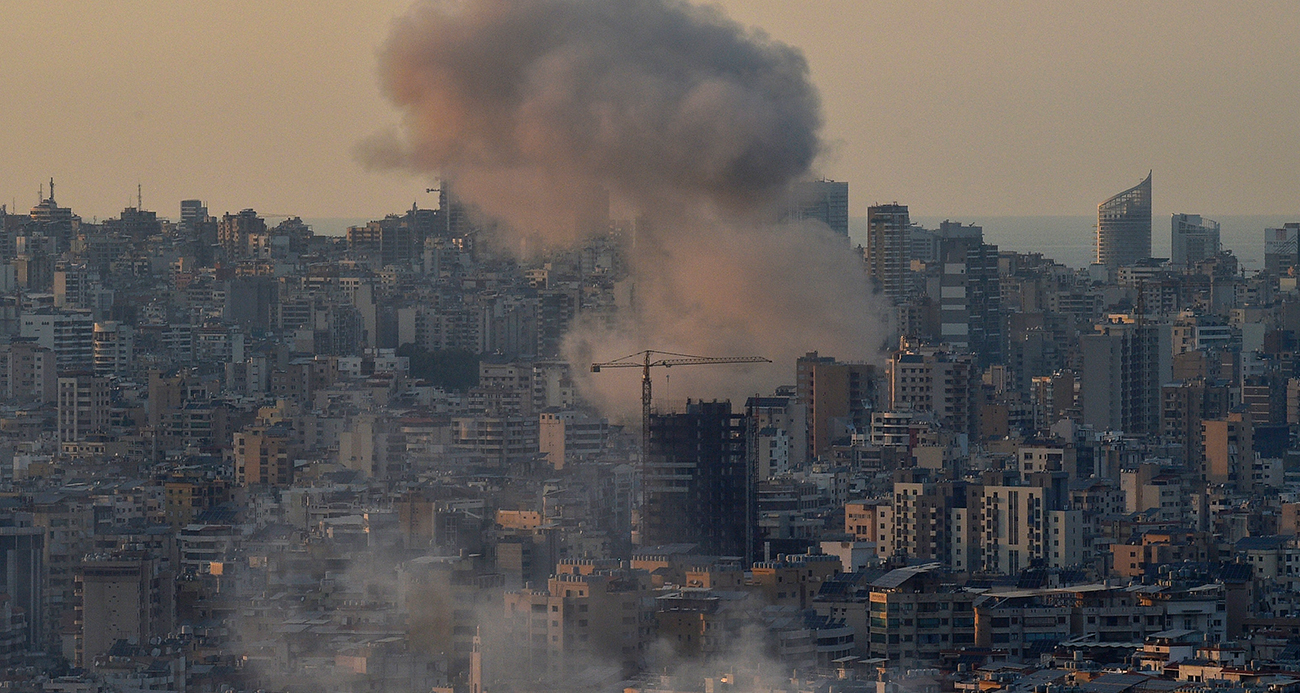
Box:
(137, 183), (142, 210)
(49, 178), (54, 203)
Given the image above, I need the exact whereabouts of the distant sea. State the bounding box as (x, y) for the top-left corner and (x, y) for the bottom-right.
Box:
(306, 214), (1300, 272)
(850, 215), (1300, 271)
(301, 218), (370, 237)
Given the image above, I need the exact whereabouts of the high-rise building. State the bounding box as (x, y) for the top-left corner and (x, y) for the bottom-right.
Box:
(1030, 371), (1075, 433)
(347, 216), (416, 267)
(108, 206), (161, 242)
(892, 478), (967, 563)
(934, 221), (1001, 365)
(866, 203), (911, 303)
(1264, 222), (1300, 275)
(1096, 172), (1152, 268)
(865, 564), (978, 668)
(1079, 315), (1171, 436)
(643, 400), (750, 559)
(783, 179), (849, 237)
(796, 353), (878, 460)
(975, 483), (1081, 574)
(1171, 213), (1221, 267)
(76, 554), (172, 667)
(887, 345), (979, 438)
(20, 310), (94, 370)
(57, 372), (110, 442)
(0, 340), (57, 404)
(1161, 378), (1232, 466)
(91, 321), (133, 377)
(179, 199), (207, 230)
(217, 209), (266, 260)
(745, 393), (807, 470)
(53, 265), (98, 310)
(224, 276), (279, 332)
(234, 425), (295, 486)
(29, 179), (77, 253)
(0, 520), (44, 652)
(1202, 411), (1253, 490)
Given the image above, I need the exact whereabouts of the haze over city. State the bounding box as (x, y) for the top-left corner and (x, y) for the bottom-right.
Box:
(5, 2), (1300, 693)
(4, 1), (1300, 222)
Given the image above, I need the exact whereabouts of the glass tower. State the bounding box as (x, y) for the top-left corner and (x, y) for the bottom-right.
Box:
(1096, 171), (1152, 268)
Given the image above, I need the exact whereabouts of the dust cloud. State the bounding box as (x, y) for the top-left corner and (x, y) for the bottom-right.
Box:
(363, 0), (890, 416)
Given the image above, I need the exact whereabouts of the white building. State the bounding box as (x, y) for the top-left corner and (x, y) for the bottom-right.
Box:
(20, 311), (94, 371)
(91, 322), (133, 377)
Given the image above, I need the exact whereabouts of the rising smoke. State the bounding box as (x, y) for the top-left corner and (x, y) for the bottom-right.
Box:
(363, 0), (890, 415)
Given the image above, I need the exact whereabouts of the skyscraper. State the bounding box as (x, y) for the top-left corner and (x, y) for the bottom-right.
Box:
(1171, 213), (1221, 267)
(1096, 172), (1152, 268)
(866, 203), (911, 302)
(783, 179), (849, 236)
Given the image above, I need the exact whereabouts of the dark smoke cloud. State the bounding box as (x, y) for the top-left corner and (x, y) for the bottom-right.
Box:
(367, 0), (890, 415)
(364, 0), (821, 232)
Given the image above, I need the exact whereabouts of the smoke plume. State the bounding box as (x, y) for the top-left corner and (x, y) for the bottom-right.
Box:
(366, 0), (890, 415)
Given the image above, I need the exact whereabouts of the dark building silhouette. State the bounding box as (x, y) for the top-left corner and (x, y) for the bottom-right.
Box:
(0, 520), (44, 651)
(1171, 213), (1221, 267)
(643, 400), (751, 560)
(179, 199), (208, 230)
(347, 216), (416, 267)
(935, 221), (1002, 367)
(783, 179), (849, 237)
(217, 209), (266, 260)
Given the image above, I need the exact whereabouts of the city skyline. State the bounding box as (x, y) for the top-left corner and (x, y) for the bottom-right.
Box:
(5, 0), (1300, 685)
(3, 2), (1300, 223)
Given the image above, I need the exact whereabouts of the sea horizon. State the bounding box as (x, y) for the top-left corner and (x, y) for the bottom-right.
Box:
(851, 214), (1300, 271)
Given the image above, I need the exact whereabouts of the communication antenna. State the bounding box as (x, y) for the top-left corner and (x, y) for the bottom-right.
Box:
(137, 183), (143, 209)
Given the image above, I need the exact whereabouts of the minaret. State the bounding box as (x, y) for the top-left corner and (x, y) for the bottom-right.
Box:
(470, 628), (484, 693)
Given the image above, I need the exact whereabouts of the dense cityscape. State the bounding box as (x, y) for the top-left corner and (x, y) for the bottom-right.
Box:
(8, 0), (1300, 691)
(0, 169), (1295, 693)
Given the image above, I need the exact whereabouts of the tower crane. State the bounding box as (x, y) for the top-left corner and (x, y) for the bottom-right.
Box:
(591, 349), (772, 451)
(590, 349), (771, 541)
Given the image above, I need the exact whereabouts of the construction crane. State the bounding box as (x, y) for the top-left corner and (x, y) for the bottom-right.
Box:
(590, 349), (771, 540)
(591, 349), (771, 448)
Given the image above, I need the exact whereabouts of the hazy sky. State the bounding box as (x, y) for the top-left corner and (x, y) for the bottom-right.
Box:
(4, 1), (1299, 224)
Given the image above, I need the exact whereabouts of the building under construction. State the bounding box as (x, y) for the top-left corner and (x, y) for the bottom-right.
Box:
(643, 400), (751, 559)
